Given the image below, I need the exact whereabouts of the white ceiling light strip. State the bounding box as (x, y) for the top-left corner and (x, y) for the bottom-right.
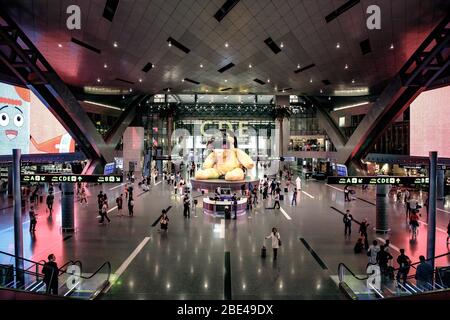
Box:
(333, 101), (370, 111)
(83, 100), (122, 111)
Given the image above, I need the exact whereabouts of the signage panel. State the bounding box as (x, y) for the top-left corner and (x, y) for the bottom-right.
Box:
(21, 174), (123, 183)
(327, 176), (429, 185)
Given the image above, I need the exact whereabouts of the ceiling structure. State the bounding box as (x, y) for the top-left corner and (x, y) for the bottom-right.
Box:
(1, 0), (449, 97)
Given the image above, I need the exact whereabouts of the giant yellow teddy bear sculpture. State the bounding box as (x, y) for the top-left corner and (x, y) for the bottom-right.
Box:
(195, 147), (254, 181)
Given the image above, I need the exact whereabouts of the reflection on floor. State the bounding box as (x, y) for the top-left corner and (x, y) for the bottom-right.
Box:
(0, 175), (449, 299)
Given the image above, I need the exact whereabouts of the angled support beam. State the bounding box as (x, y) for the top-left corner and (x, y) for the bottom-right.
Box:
(306, 97), (347, 150)
(337, 13), (450, 167)
(0, 9), (115, 169)
(104, 94), (150, 147)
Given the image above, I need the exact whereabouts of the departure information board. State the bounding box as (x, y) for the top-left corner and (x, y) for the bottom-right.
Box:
(327, 176), (429, 185)
(21, 174), (123, 183)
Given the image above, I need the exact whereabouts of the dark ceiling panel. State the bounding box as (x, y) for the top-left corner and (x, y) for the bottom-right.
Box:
(214, 0), (240, 22)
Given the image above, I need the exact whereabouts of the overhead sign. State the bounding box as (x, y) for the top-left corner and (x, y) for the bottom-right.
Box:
(327, 176), (429, 185)
(21, 174), (123, 183)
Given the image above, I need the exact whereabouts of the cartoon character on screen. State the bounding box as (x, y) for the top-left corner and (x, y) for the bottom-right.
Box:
(0, 85), (30, 155)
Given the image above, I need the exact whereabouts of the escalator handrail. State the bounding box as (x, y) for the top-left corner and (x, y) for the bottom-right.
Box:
(338, 263), (375, 281)
(58, 260), (83, 276)
(77, 261), (111, 282)
(0, 250), (46, 268)
(0, 250), (109, 283)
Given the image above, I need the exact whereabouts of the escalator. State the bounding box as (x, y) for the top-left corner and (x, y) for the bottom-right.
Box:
(338, 252), (450, 300)
(0, 250), (111, 300)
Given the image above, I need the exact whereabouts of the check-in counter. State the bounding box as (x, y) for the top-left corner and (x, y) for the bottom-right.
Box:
(203, 197), (247, 217)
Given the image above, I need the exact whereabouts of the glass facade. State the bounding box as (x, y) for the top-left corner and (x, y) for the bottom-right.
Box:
(174, 119), (275, 163)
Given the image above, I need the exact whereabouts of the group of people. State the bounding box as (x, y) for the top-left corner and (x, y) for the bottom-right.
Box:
(343, 205), (443, 290)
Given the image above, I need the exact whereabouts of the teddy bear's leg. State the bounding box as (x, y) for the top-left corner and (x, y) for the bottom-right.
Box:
(225, 168), (245, 181)
(195, 168), (221, 180)
(203, 151), (216, 169)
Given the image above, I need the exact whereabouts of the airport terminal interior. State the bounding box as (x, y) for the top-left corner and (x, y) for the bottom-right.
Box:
(0, 0), (449, 301)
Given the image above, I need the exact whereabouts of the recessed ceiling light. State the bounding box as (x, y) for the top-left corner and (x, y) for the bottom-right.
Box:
(320, 89), (323, 93)
(267, 79), (270, 83)
(104, 63), (108, 69)
(224, 79), (228, 83)
(328, 96), (331, 100)
(168, 41), (172, 47)
(280, 42), (284, 48)
(336, 42), (340, 49)
(113, 42), (118, 48)
(200, 64), (203, 68)
(390, 43), (394, 50)
(58, 43), (63, 48)
(96, 78), (101, 83)
(129, 88), (133, 92)
(205, 89), (208, 92)
(249, 63), (252, 68)
(181, 79), (185, 82)
(297, 64), (300, 69)
(352, 79), (355, 84)
(167, 88), (170, 92)
(344, 64), (349, 69)
(139, 78), (143, 83)
(310, 78), (313, 83)
(282, 89), (285, 93)
(122, 95), (125, 99)
(225, 42), (229, 48)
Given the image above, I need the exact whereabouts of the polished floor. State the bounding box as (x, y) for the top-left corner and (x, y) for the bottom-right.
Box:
(1, 173), (450, 300)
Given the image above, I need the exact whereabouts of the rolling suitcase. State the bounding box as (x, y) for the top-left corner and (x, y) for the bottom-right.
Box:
(261, 246), (267, 258)
(279, 194), (284, 201)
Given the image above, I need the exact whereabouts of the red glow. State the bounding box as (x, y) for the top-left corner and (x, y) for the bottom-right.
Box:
(410, 86), (450, 158)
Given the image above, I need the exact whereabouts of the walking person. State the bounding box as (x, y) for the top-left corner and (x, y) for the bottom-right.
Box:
(128, 197), (134, 217)
(265, 227), (281, 260)
(344, 185), (351, 202)
(116, 194), (123, 217)
(376, 245), (393, 276)
(396, 249), (411, 287)
(99, 200), (111, 224)
(29, 205), (37, 233)
(46, 192), (54, 215)
(359, 219), (370, 249)
(415, 255), (433, 291)
(291, 188), (298, 206)
(97, 191), (104, 216)
(159, 210), (169, 232)
(80, 187), (88, 204)
(409, 210), (420, 239)
(405, 196), (412, 220)
(273, 193), (280, 209)
(183, 195), (191, 218)
(343, 210), (353, 236)
(42, 254), (59, 295)
(367, 240), (380, 265)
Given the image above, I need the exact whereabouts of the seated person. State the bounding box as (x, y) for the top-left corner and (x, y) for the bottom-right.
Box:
(354, 237), (365, 254)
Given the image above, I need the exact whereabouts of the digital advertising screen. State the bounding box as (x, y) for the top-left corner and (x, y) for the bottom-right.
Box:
(0, 81), (75, 155)
(410, 86), (450, 158)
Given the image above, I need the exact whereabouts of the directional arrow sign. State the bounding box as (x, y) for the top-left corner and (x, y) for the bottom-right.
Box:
(327, 176), (430, 185)
(20, 174), (123, 183)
